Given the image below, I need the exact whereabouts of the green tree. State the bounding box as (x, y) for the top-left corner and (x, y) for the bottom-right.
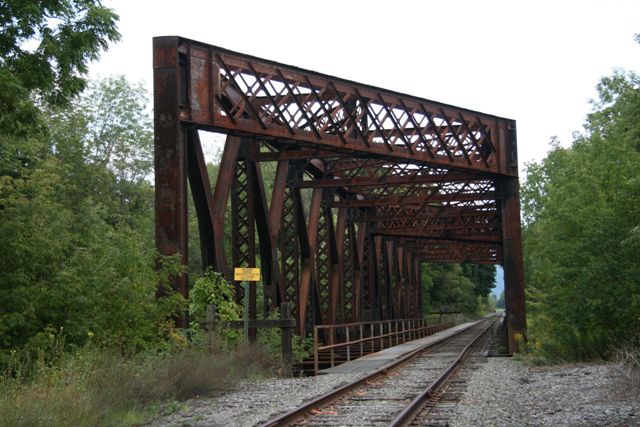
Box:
(0, 0), (120, 185)
(422, 263), (478, 314)
(422, 262), (497, 315)
(496, 290), (505, 309)
(522, 70), (640, 360)
(0, 0), (120, 105)
(0, 77), (162, 366)
(461, 263), (496, 297)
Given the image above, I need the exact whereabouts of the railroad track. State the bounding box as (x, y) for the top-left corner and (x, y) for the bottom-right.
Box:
(259, 315), (497, 427)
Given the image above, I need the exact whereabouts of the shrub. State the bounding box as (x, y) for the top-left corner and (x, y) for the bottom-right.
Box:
(256, 307), (313, 365)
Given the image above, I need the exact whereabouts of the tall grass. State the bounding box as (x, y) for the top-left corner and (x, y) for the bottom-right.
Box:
(0, 344), (276, 427)
(610, 334), (640, 399)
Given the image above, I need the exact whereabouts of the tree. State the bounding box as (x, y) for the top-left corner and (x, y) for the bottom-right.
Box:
(496, 291), (505, 309)
(0, 0), (120, 184)
(461, 263), (496, 297)
(522, 70), (640, 360)
(0, 0), (120, 105)
(0, 77), (161, 366)
(421, 262), (498, 315)
(421, 263), (483, 314)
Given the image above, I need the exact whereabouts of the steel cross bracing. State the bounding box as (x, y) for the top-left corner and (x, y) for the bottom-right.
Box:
(153, 36), (526, 353)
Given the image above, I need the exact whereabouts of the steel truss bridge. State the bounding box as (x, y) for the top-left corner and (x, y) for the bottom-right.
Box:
(153, 37), (526, 353)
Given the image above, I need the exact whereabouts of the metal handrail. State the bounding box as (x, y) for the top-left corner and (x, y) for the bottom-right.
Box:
(313, 314), (465, 374)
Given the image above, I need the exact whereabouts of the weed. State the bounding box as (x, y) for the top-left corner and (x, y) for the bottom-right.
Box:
(610, 334), (640, 399)
(161, 400), (187, 416)
(0, 344), (276, 427)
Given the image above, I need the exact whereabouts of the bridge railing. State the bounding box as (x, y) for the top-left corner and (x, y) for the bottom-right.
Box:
(313, 313), (465, 374)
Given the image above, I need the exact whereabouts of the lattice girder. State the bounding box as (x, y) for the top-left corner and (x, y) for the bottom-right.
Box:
(169, 37), (518, 176)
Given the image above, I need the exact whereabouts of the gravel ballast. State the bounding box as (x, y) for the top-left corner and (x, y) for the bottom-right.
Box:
(451, 358), (639, 426)
(151, 359), (639, 426)
(151, 373), (362, 427)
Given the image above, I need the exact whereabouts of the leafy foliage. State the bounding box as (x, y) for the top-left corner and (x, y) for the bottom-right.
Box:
(461, 263), (496, 297)
(0, 0), (120, 105)
(189, 269), (240, 323)
(0, 76), (169, 370)
(522, 70), (640, 360)
(496, 290), (505, 309)
(421, 262), (496, 315)
(254, 307), (313, 365)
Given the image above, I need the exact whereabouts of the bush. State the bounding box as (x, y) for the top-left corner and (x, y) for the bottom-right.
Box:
(256, 308), (313, 365)
(189, 269), (242, 349)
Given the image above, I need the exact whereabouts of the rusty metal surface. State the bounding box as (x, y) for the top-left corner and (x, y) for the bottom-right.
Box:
(171, 36), (517, 177)
(153, 36), (526, 353)
(154, 37), (188, 328)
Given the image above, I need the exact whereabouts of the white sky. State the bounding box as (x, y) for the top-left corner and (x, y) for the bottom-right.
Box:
(90, 0), (640, 171)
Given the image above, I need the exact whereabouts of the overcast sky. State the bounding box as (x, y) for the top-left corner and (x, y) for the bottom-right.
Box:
(90, 0), (640, 171)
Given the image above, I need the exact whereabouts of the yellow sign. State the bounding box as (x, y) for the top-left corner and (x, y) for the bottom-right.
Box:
(234, 267), (261, 282)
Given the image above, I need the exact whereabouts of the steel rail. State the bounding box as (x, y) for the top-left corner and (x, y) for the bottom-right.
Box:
(389, 316), (496, 426)
(258, 316), (494, 427)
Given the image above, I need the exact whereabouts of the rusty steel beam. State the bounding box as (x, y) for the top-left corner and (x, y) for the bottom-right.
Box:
(376, 220), (500, 233)
(352, 210), (499, 223)
(411, 242), (502, 263)
(374, 231), (501, 244)
(297, 173), (486, 188)
(230, 140), (257, 339)
(186, 130), (219, 271)
(161, 36), (517, 177)
(154, 38), (188, 327)
(329, 192), (497, 208)
(251, 148), (350, 162)
(499, 176), (527, 354)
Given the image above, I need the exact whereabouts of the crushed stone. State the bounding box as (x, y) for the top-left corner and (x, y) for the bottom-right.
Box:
(149, 358), (639, 426)
(450, 358), (639, 426)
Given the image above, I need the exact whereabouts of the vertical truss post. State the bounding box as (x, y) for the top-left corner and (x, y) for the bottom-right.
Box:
(318, 190), (340, 325)
(375, 236), (390, 320)
(404, 252), (413, 318)
(414, 258), (423, 317)
(306, 188), (323, 328)
(386, 240), (398, 318)
(335, 207), (347, 323)
(154, 37), (188, 327)
(269, 160), (289, 306)
(248, 151), (279, 314)
(313, 189), (335, 325)
(273, 161), (305, 327)
(396, 245), (405, 319)
(336, 208), (357, 323)
(327, 200), (341, 326)
(294, 185), (312, 336)
(499, 120), (526, 354)
(345, 214), (357, 322)
(231, 140), (257, 340)
(500, 176), (527, 353)
(370, 232), (380, 321)
(352, 221), (362, 323)
(357, 222), (373, 321)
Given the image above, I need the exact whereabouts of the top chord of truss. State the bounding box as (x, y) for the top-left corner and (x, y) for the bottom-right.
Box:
(154, 36), (519, 177)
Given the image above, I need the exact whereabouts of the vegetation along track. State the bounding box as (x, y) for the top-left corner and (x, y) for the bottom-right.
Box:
(260, 316), (496, 427)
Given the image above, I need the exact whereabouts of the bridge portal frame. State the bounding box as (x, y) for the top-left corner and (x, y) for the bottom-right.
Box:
(153, 36), (526, 353)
